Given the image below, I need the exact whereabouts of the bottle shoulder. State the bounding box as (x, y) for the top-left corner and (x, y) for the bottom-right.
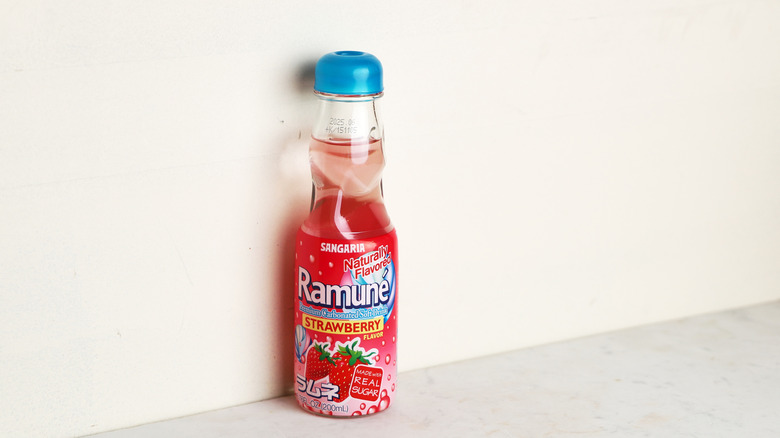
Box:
(301, 193), (393, 240)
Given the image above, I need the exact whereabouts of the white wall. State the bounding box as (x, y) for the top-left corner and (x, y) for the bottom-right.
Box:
(1, 0), (779, 436)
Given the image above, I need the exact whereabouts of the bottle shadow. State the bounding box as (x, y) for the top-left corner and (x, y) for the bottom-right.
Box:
(263, 58), (316, 396)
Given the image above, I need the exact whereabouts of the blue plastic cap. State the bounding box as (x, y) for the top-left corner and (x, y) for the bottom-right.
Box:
(314, 51), (383, 96)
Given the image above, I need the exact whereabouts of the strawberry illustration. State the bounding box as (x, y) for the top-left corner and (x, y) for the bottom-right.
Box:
(330, 340), (376, 402)
(305, 342), (335, 382)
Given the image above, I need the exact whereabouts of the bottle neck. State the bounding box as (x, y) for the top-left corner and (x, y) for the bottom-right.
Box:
(312, 92), (383, 143)
(303, 92), (392, 239)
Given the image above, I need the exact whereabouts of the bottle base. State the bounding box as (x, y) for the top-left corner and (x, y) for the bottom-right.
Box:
(295, 395), (393, 418)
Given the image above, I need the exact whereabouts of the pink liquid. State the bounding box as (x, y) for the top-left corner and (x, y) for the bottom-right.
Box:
(302, 137), (392, 240)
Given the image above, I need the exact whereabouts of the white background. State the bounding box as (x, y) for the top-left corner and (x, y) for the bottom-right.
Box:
(1, 1), (779, 436)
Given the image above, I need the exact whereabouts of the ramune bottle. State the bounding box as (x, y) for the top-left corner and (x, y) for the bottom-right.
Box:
(293, 51), (397, 417)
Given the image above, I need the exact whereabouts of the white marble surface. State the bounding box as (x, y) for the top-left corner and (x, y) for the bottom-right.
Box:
(89, 301), (780, 437)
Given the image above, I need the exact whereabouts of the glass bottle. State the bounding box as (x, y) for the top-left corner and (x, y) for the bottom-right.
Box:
(293, 51), (397, 417)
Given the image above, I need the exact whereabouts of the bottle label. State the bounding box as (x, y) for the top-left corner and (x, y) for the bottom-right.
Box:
(294, 229), (398, 416)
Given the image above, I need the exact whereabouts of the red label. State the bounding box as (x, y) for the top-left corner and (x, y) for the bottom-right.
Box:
(294, 229), (397, 416)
